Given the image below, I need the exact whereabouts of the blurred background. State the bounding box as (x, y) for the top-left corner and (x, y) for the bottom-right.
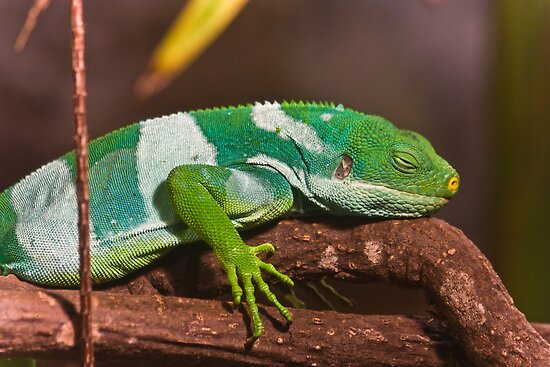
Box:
(0, 0), (548, 333)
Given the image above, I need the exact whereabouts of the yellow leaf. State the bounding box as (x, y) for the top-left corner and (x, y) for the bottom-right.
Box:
(136, 0), (248, 98)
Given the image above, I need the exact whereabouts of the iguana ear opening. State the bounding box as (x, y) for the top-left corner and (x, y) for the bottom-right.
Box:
(335, 155), (353, 179)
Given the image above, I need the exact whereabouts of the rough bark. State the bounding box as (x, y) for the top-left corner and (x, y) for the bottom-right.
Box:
(0, 287), (463, 367)
(69, 0), (94, 365)
(0, 217), (548, 366)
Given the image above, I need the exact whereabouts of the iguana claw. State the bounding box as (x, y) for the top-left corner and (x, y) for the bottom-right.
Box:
(225, 242), (293, 337)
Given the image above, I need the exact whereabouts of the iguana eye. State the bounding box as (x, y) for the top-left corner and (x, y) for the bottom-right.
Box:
(335, 155), (353, 179)
(392, 152), (418, 174)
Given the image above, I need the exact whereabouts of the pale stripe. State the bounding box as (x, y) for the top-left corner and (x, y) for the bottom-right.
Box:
(246, 154), (327, 210)
(251, 101), (324, 153)
(136, 112), (217, 222)
(320, 113), (333, 122)
(11, 159), (80, 267)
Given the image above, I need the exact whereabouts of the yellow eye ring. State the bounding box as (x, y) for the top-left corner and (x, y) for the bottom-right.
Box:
(448, 176), (459, 191)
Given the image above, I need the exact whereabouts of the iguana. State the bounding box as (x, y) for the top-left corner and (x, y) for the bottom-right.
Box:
(0, 101), (459, 338)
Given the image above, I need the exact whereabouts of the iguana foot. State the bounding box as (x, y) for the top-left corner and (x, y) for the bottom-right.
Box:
(224, 242), (293, 337)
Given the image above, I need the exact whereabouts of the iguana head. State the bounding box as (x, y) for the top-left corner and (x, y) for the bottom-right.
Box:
(310, 115), (459, 217)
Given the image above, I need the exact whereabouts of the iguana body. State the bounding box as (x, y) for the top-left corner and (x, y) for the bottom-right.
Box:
(0, 101), (459, 337)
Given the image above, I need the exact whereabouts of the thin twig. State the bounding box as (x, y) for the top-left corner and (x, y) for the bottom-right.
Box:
(70, 0), (94, 366)
(14, 0), (51, 51)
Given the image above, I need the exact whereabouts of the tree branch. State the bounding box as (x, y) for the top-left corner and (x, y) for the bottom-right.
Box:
(69, 0), (94, 365)
(14, 0), (51, 51)
(0, 217), (548, 366)
(0, 288), (463, 367)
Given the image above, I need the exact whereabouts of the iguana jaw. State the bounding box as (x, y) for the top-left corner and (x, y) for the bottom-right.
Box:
(348, 180), (450, 217)
(350, 181), (451, 202)
(308, 175), (450, 218)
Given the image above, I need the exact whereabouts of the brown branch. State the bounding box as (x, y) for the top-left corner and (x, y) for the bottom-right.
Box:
(14, 0), (51, 51)
(255, 217), (550, 367)
(70, 0), (94, 366)
(1, 217), (548, 366)
(0, 287), (466, 367)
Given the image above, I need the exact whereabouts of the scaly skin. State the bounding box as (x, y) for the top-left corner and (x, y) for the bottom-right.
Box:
(0, 101), (459, 338)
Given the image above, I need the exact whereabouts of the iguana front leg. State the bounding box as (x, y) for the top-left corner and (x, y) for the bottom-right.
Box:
(166, 164), (294, 338)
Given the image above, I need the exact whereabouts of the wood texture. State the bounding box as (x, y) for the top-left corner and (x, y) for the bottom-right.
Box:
(70, 0), (94, 365)
(1, 217), (548, 366)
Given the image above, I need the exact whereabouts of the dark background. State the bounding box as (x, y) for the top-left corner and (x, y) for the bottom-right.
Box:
(0, 0), (548, 333)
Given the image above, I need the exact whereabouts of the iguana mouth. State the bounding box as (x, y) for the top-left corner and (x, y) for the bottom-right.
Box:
(342, 180), (450, 217)
(350, 181), (450, 203)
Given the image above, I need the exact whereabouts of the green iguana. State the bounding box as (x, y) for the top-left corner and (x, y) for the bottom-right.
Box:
(0, 101), (459, 338)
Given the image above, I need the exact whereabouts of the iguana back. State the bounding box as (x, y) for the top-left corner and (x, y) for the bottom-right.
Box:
(0, 102), (362, 285)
